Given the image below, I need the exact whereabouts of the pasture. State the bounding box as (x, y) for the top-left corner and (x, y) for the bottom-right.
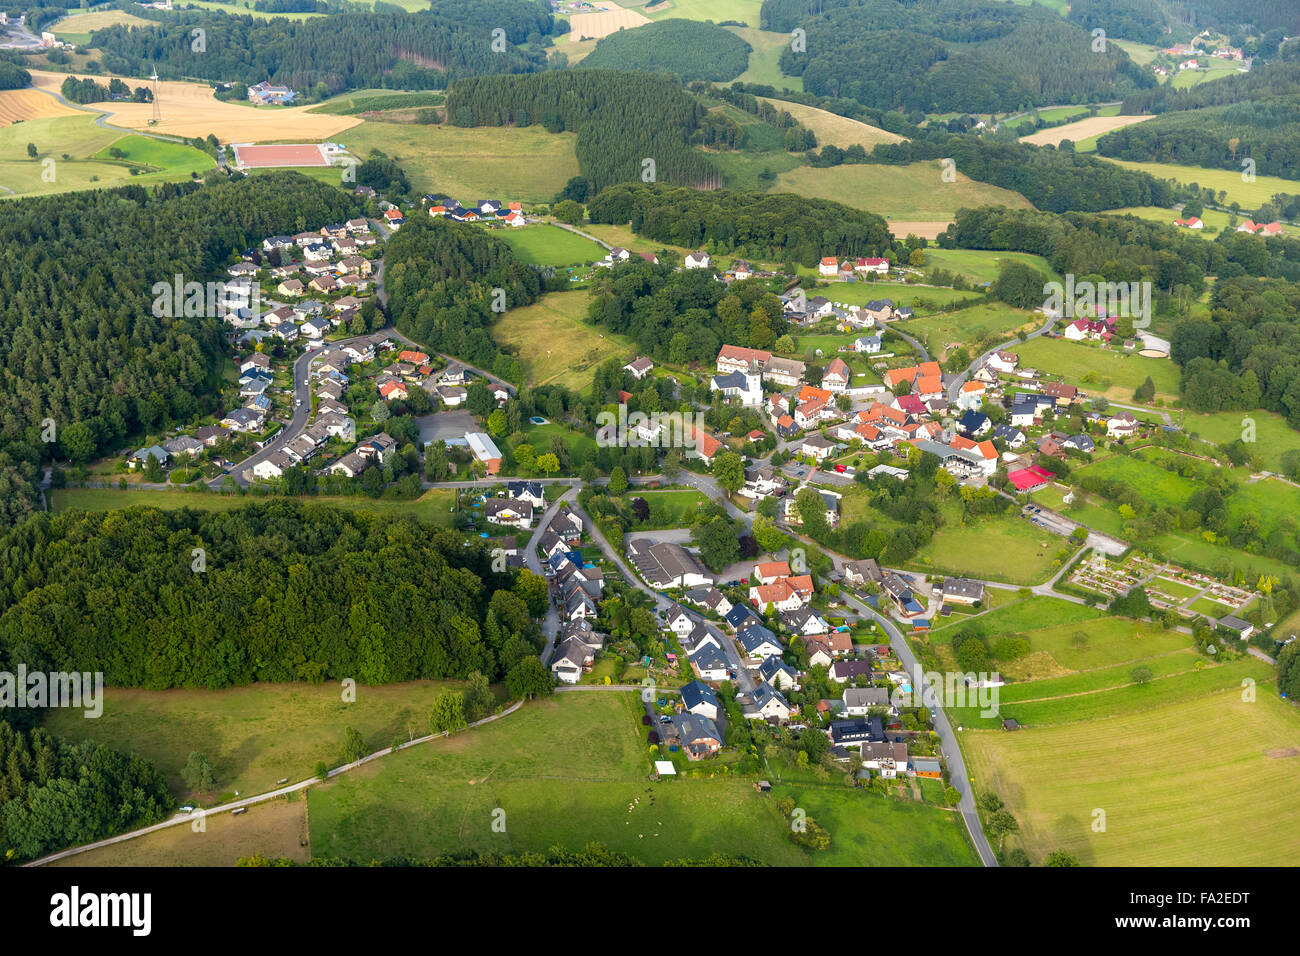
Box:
(904, 302), (1037, 361)
(0, 115), (212, 197)
(337, 121), (579, 202)
(922, 248), (1057, 285)
(492, 290), (632, 390)
(496, 223), (606, 266)
(1095, 156), (1296, 211)
(1011, 336), (1181, 401)
(775, 161), (1033, 221)
(728, 28), (802, 91)
(43, 680), (499, 801)
(307, 689), (970, 865)
(961, 689), (1300, 865)
(908, 504), (1075, 585)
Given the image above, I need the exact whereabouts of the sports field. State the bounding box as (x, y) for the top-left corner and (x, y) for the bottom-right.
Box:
(232, 142), (330, 169)
(337, 121), (579, 202)
(775, 161), (1033, 220)
(27, 70), (361, 141)
(492, 290), (632, 390)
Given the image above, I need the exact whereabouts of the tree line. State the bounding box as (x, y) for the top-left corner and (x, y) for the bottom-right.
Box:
(585, 182), (893, 263)
(383, 214), (541, 380)
(0, 502), (550, 689)
(578, 19), (752, 84)
(91, 10), (547, 95)
(863, 134), (1176, 213)
(763, 0), (1153, 114)
(0, 721), (173, 863)
(445, 70), (719, 191)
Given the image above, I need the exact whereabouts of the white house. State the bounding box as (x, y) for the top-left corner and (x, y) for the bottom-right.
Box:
(684, 251), (711, 269)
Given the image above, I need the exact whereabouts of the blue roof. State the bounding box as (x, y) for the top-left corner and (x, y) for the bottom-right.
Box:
(681, 680), (718, 710)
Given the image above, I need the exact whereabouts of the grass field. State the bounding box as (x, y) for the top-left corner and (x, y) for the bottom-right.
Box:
(796, 280), (981, 310)
(50, 487), (460, 523)
(1011, 336), (1181, 402)
(909, 504), (1074, 585)
(308, 689), (973, 864)
(962, 689), (1300, 865)
(1178, 410), (1300, 473)
(626, 488), (710, 528)
(44, 681), (499, 802)
(1102, 205), (1238, 234)
(50, 794), (311, 867)
(497, 223), (606, 266)
(493, 290), (632, 390)
(0, 115), (213, 197)
(1095, 156), (1297, 211)
(51, 8), (154, 44)
(579, 222), (694, 258)
(922, 249), (1058, 285)
(337, 121), (578, 203)
(904, 302), (1038, 361)
(775, 161), (1033, 220)
(620, 0), (765, 23)
(1075, 454), (1197, 510)
(759, 97), (904, 150)
(727, 28), (802, 91)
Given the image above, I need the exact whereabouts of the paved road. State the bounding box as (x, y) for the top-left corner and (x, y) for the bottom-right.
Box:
(529, 486), (578, 666)
(568, 497), (756, 694)
(945, 311), (1061, 404)
(840, 589), (999, 866)
(25, 697), (525, 867)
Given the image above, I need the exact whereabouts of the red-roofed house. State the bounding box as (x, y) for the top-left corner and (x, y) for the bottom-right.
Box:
(819, 257), (839, 277)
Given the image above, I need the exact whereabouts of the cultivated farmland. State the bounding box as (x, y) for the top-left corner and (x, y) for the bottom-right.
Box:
(26, 70), (361, 141)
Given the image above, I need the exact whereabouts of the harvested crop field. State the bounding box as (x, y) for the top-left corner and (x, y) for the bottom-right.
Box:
(1020, 114), (1153, 147)
(759, 97), (904, 150)
(569, 5), (651, 40)
(28, 71), (361, 141)
(887, 220), (952, 239)
(0, 88), (81, 126)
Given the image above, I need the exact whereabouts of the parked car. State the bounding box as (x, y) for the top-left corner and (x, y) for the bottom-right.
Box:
(835, 463), (847, 473)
